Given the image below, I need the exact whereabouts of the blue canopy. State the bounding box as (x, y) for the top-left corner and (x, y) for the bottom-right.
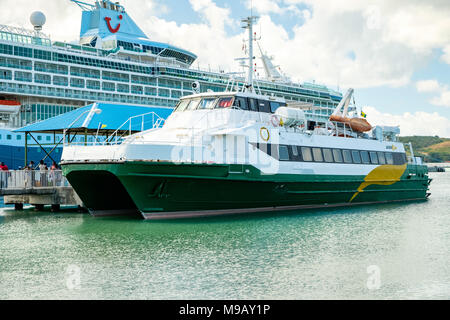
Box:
(15, 103), (173, 134)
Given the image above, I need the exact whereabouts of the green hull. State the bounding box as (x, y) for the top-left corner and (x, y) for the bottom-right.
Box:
(62, 162), (431, 219)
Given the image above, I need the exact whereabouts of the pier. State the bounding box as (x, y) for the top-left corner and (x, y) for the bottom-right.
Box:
(427, 163), (448, 173)
(0, 170), (83, 211)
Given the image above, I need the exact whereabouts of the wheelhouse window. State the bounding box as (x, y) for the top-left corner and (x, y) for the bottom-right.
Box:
(312, 148), (324, 162)
(216, 97), (234, 108)
(302, 147), (313, 162)
(198, 98), (217, 110)
(270, 102), (281, 113)
(174, 99), (190, 112)
(186, 98), (201, 111)
(234, 97), (248, 110)
(343, 150), (353, 163)
(258, 100), (271, 113)
(323, 149), (334, 163)
(248, 98), (258, 112)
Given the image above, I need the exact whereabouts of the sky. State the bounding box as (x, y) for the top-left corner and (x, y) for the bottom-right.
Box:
(1, 0), (449, 137)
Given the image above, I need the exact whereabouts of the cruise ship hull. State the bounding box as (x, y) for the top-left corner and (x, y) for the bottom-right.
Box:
(62, 161), (431, 220)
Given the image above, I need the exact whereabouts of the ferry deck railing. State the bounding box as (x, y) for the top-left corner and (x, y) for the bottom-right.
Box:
(0, 170), (70, 190)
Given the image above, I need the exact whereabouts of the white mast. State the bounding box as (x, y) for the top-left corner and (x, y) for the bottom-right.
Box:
(241, 16), (258, 92)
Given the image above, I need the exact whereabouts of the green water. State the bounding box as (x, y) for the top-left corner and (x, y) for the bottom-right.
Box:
(0, 173), (449, 300)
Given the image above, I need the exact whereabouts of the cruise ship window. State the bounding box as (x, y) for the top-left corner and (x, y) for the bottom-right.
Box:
(301, 147), (313, 162)
(377, 152), (386, 165)
(360, 151), (371, 164)
(323, 149), (334, 163)
(279, 145), (290, 161)
(7, 135), (11, 140)
(342, 150), (353, 163)
(385, 153), (394, 165)
(313, 148), (324, 162)
(16, 135), (22, 141)
(333, 149), (343, 163)
(352, 151), (362, 164)
(370, 152), (379, 165)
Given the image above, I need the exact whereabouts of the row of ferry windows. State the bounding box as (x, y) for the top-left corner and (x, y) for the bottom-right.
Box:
(259, 144), (407, 165)
(175, 97), (287, 113)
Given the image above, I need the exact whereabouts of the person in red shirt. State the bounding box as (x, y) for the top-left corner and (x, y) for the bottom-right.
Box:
(0, 162), (9, 171)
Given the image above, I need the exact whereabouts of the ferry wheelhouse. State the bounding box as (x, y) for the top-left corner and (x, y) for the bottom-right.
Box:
(0, 0), (342, 169)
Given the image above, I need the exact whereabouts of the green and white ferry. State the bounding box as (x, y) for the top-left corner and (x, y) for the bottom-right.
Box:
(61, 16), (432, 220)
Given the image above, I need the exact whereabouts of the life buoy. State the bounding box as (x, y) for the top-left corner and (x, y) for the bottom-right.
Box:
(260, 127), (270, 142)
(270, 115), (280, 127)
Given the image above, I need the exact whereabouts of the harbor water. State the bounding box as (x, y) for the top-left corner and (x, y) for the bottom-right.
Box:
(0, 172), (449, 300)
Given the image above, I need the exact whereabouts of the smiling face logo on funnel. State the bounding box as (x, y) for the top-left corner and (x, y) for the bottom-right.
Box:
(105, 15), (123, 33)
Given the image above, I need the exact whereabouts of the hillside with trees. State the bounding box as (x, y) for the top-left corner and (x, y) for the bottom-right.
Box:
(399, 136), (450, 162)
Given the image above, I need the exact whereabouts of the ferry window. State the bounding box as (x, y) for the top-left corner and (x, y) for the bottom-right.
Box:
(393, 153), (406, 165)
(186, 99), (201, 111)
(302, 147), (313, 162)
(198, 98), (216, 110)
(289, 146), (302, 162)
(248, 98), (258, 112)
(234, 97), (248, 110)
(323, 149), (334, 163)
(279, 145), (290, 161)
(258, 100), (271, 113)
(333, 149), (343, 163)
(360, 151), (371, 164)
(216, 97), (234, 108)
(313, 148), (324, 162)
(377, 152), (386, 165)
(270, 102), (281, 113)
(352, 151), (361, 164)
(292, 146), (299, 157)
(370, 152), (379, 165)
(343, 150), (353, 163)
(385, 153), (394, 165)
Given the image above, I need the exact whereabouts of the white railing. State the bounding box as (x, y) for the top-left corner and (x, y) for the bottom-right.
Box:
(0, 170), (69, 190)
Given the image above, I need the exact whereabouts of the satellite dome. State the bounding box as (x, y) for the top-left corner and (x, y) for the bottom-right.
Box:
(30, 11), (46, 30)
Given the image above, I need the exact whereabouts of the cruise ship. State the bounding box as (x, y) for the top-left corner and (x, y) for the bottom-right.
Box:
(0, 0), (342, 169)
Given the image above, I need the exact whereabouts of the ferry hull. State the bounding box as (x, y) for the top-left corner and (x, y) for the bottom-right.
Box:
(62, 162), (431, 220)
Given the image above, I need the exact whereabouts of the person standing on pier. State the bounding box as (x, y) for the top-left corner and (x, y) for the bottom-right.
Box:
(0, 162), (9, 189)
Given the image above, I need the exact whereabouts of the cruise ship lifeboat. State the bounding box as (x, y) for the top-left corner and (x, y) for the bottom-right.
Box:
(0, 100), (21, 114)
(329, 115), (372, 133)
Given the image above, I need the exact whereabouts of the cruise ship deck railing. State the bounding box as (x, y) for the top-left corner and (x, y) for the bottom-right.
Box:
(0, 170), (69, 190)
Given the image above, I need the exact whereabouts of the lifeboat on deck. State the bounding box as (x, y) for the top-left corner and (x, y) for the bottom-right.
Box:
(0, 100), (21, 114)
(329, 115), (372, 133)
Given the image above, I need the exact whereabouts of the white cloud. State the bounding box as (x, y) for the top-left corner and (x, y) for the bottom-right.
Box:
(364, 106), (450, 138)
(416, 80), (441, 93)
(416, 80), (450, 108)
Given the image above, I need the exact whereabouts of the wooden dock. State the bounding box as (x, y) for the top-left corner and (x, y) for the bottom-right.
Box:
(0, 170), (83, 211)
